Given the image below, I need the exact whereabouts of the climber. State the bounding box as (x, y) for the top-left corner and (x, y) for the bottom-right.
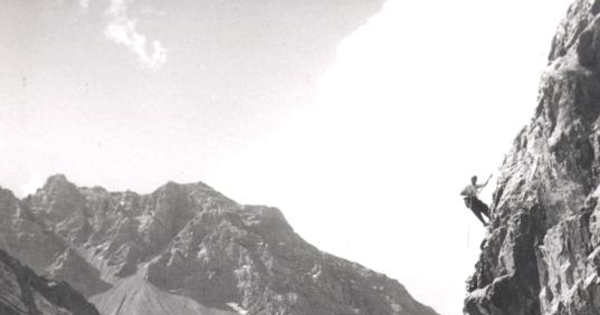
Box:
(460, 175), (492, 226)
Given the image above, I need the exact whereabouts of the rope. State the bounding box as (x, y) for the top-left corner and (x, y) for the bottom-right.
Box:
(466, 197), (472, 248)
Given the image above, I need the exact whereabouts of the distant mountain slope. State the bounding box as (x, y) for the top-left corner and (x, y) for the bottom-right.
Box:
(0, 248), (99, 315)
(0, 175), (438, 315)
(90, 264), (236, 315)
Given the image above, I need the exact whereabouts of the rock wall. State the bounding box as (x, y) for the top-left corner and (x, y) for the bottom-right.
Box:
(465, 1), (600, 314)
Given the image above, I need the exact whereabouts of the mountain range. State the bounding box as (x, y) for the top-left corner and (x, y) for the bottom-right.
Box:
(0, 175), (438, 315)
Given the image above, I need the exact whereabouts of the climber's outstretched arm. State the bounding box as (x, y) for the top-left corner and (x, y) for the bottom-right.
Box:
(476, 174), (493, 190)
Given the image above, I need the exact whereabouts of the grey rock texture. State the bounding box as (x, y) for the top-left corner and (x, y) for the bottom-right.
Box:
(465, 1), (600, 314)
(0, 185), (110, 297)
(0, 248), (100, 315)
(0, 175), (438, 315)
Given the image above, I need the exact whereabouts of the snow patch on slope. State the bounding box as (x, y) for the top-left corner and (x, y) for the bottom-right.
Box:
(226, 302), (247, 314)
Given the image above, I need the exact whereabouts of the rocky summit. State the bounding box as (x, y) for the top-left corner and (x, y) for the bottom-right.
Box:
(0, 175), (438, 315)
(465, 1), (600, 314)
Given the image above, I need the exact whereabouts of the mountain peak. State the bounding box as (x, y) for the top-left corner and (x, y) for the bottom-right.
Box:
(42, 174), (78, 194)
(156, 180), (215, 192)
(45, 173), (70, 184)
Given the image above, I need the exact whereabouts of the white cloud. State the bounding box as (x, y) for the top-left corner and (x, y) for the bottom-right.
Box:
(104, 0), (167, 70)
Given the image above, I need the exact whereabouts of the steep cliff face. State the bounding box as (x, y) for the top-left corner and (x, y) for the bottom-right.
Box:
(0, 248), (100, 315)
(465, 1), (600, 314)
(0, 185), (110, 297)
(0, 175), (438, 315)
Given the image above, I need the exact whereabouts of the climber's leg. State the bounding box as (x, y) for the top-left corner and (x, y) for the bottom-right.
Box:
(464, 197), (488, 225)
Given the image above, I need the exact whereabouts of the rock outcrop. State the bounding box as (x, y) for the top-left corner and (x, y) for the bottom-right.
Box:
(465, 1), (600, 314)
(0, 175), (438, 315)
(0, 247), (100, 315)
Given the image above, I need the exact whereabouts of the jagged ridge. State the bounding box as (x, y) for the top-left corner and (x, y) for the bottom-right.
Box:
(0, 175), (438, 315)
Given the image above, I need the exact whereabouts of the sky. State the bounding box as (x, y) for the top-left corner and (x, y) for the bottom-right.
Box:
(0, 0), (574, 314)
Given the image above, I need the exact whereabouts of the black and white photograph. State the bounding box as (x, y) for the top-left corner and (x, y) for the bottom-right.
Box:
(2, 0), (597, 314)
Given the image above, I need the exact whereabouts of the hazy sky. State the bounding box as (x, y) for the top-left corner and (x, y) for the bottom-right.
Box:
(1, 0), (573, 314)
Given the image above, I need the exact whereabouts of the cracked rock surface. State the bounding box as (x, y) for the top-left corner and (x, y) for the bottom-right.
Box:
(465, 1), (600, 314)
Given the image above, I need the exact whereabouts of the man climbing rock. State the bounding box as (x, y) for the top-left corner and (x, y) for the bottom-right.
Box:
(460, 175), (492, 226)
